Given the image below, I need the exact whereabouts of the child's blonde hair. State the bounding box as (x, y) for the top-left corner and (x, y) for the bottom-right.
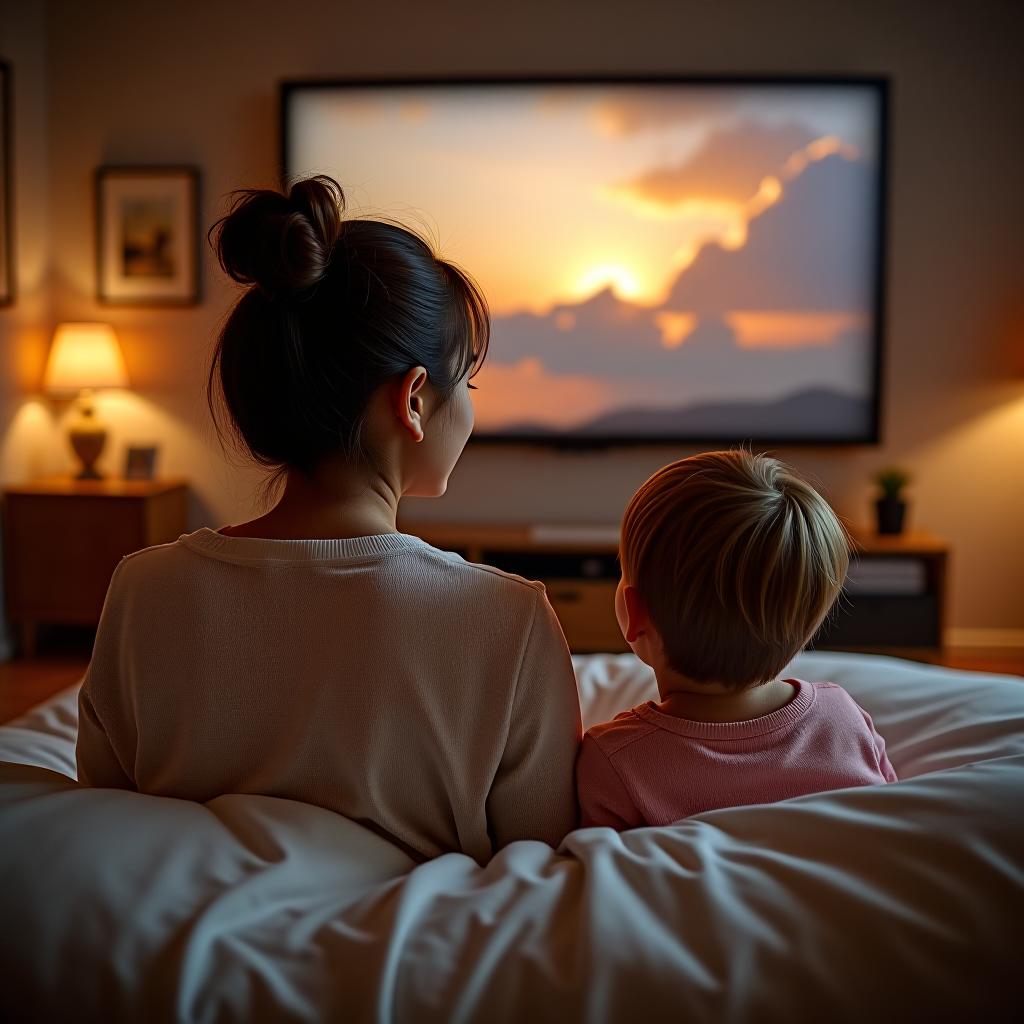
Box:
(620, 450), (850, 690)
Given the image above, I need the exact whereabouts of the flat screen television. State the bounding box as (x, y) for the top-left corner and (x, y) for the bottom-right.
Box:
(282, 76), (888, 446)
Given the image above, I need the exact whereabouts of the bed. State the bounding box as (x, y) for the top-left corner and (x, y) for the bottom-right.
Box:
(1, 651), (1021, 1022)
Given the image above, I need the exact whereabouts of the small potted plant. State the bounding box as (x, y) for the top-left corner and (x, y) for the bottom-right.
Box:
(873, 467), (911, 535)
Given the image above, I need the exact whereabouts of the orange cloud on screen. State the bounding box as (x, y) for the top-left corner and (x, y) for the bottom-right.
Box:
(654, 312), (698, 349)
(592, 89), (739, 136)
(471, 358), (615, 430)
(727, 311), (868, 348)
(609, 119), (816, 207)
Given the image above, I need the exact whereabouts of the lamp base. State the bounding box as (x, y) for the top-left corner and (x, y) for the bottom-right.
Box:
(69, 425), (107, 480)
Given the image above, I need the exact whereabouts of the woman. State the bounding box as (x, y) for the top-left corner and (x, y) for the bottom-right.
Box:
(75, 176), (581, 863)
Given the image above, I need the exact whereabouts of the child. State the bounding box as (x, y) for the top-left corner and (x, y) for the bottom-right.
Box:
(577, 450), (896, 829)
(76, 176), (582, 864)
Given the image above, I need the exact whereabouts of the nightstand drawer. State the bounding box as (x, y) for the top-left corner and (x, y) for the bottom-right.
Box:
(2, 476), (188, 656)
(6, 495), (152, 619)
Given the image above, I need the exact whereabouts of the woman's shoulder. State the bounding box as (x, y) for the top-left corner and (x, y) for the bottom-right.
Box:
(113, 534), (194, 579)
(110, 533), (552, 631)
(414, 542), (547, 599)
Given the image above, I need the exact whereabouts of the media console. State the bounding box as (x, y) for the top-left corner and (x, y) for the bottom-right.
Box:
(400, 521), (950, 658)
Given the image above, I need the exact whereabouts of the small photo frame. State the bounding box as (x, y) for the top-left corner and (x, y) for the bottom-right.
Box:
(124, 444), (159, 481)
(96, 165), (199, 305)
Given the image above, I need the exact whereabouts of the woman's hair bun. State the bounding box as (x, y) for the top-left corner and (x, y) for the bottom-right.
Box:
(212, 175), (346, 298)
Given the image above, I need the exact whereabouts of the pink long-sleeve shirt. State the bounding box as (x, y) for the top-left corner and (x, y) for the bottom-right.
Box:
(576, 679), (897, 829)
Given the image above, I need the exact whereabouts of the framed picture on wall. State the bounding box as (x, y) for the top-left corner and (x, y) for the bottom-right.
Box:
(96, 165), (200, 305)
(0, 60), (13, 306)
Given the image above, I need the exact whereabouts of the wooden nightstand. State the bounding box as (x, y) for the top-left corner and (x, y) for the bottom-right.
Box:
(2, 476), (189, 657)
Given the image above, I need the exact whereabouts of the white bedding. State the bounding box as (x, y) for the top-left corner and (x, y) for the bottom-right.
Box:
(1, 651), (1021, 1022)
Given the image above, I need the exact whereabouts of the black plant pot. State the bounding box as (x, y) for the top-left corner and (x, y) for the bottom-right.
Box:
(875, 497), (906, 535)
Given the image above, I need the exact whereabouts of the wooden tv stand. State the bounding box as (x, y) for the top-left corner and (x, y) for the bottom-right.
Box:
(400, 520), (950, 656)
(400, 521), (627, 653)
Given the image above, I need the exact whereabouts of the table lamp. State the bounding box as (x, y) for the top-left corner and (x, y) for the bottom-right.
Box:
(43, 322), (130, 479)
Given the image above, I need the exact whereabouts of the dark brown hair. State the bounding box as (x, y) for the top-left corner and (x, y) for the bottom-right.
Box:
(207, 175), (489, 487)
(620, 450), (850, 690)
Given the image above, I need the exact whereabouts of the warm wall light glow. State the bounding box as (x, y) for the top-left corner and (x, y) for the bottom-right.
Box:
(43, 323), (130, 393)
(0, 399), (63, 482)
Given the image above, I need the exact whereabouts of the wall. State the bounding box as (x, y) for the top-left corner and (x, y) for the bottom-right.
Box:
(1, 0), (1022, 638)
(0, 3), (52, 657)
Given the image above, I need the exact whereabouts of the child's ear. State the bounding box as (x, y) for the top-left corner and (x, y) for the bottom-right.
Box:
(395, 366), (429, 442)
(621, 585), (650, 644)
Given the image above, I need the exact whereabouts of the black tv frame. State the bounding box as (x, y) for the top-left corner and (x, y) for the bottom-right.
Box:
(280, 75), (889, 448)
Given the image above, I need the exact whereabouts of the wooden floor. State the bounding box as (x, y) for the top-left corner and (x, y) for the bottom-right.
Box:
(0, 654), (90, 723)
(1, 632), (1022, 726)
(0, 626), (94, 723)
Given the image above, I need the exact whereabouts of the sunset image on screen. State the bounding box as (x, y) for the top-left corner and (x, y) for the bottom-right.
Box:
(288, 82), (883, 440)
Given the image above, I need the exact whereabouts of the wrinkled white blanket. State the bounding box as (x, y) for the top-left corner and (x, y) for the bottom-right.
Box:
(1, 652), (1022, 1022)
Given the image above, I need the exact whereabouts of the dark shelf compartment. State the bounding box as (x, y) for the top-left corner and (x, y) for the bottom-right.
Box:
(481, 549), (619, 581)
(815, 593), (940, 649)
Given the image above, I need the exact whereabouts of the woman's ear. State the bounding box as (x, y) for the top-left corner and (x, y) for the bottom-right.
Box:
(621, 584), (650, 644)
(395, 366), (429, 442)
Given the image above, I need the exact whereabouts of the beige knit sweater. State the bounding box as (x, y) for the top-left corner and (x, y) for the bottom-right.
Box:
(76, 528), (582, 863)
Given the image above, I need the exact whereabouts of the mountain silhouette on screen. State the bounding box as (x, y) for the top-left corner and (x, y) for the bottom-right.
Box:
(495, 387), (872, 439)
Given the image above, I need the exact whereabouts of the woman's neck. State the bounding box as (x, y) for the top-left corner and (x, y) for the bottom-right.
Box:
(223, 464), (402, 541)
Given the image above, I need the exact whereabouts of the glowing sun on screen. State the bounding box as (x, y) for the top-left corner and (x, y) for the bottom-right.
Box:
(573, 263), (645, 303)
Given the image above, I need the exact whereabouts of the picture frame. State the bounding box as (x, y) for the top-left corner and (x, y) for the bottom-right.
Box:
(96, 165), (200, 306)
(0, 60), (13, 306)
(124, 444), (159, 481)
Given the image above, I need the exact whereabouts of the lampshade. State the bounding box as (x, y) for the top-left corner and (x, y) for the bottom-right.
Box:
(44, 322), (130, 393)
